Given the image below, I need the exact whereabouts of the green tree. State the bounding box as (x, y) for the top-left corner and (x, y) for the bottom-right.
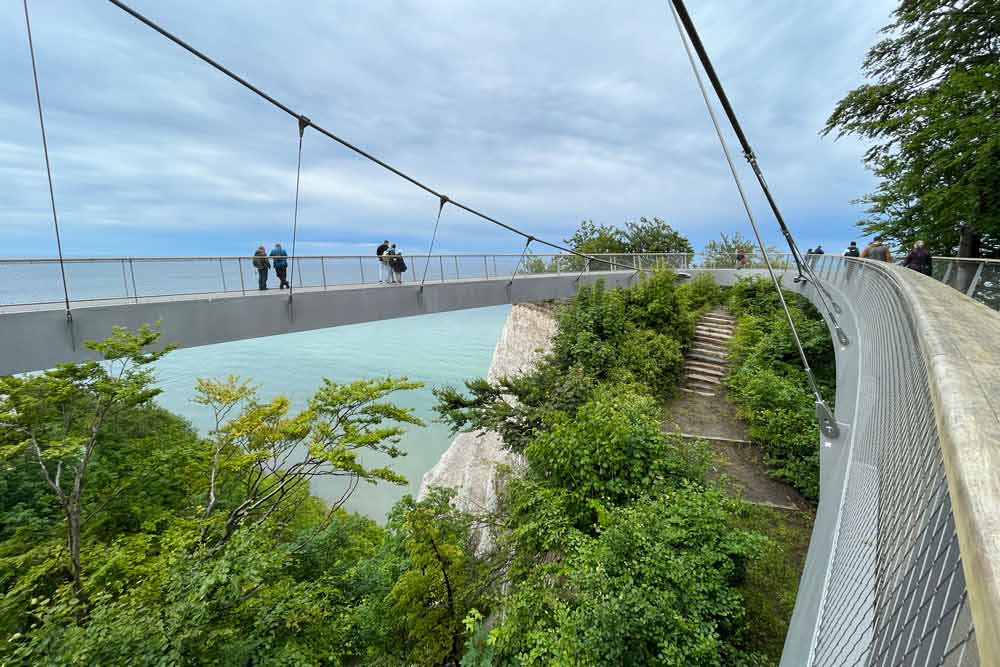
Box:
(623, 216), (694, 254)
(823, 0), (1000, 257)
(384, 489), (487, 667)
(565, 220), (629, 255)
(0, 325), (173, 601)
(194, 374), (424, 546)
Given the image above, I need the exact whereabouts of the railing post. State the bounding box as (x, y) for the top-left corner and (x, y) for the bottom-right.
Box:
(455, 255), (460, 279)
(966, 261), (985, 297)
(238, 257), (246, 295)
(359, 257), (365, 284)
(321, 257), (328, 289)
(298, 258), (304, 287)
(439, 256), (444, 282)
(120, 259), (130, 301)
(218, 258), (227, 292)
(493, 256), (498, 276)
(128, 259), (138, 304)
(484, 255), (489, 279)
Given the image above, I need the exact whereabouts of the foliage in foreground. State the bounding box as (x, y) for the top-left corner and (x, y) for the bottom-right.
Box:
(725, 277), (836, 501)
(437, 272), (784, 665)
(2, 270), (808, 666)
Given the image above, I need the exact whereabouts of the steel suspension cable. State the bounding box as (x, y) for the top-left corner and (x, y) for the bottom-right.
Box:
(668, 0), (848, 343)
(104, 0), (648, 277)
(23, 0), (71, 320)
(668, 1), (838, 438)
(288, 116), (307, 302)
(420, 195), (449, 289)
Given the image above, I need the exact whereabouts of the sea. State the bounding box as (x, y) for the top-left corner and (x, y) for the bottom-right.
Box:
(152, 305), (511, 521)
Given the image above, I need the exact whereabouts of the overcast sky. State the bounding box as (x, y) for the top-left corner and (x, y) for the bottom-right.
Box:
(1, 0), (895, 258)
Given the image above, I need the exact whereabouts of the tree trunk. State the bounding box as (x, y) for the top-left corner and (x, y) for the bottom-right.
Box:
(955, 223), (982, 291)
(65, 502), (89, 606)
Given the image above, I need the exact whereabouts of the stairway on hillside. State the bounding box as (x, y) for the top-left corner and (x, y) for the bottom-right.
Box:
(680, 307), (735, 397)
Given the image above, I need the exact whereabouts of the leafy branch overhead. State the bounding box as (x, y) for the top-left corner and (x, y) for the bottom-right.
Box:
(824, 0), (1000, 255)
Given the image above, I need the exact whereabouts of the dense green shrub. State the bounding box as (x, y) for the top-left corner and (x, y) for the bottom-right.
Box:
(523, 385), (707, 528)
(676, 272), (724, 319)
(492, 488), (769, 667)
(725, 277), (835, 502)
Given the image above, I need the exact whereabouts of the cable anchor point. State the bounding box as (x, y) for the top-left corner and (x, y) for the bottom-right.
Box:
(297, 115), (310, 137)
(815, 399), (839, 439)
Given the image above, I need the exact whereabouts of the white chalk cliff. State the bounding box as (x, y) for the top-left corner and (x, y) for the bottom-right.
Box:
(419, 303), (558, 552)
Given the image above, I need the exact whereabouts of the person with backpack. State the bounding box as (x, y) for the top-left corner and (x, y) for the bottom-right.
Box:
(902, 240), (933, 276)
(376, 240), (390, 283)
(844, 241), (860, 257)
(861, 239), (893, 263)
(269, 242), (289, 289)
(388, 244), (407, 284)
(252, 245), (270, 290)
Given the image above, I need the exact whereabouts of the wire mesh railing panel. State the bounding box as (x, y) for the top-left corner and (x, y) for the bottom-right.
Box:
(801, 257), (978, 667)
(968, 263), (1000, 310)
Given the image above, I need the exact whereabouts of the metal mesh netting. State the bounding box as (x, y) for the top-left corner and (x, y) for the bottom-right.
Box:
(806, 257), (978, 667)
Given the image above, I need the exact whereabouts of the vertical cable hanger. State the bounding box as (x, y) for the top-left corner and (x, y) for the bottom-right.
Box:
(23, 0), (72, 322)
(420, 195), (449, 290)
(288, 115), (309, 306)
(668, 0), (839, 438)
(668, 0), (848, 346)
(509, 236), (534, 286)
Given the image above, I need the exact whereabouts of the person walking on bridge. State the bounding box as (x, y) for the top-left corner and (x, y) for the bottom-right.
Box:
(377, 240), (390, 283)
(861, 238), (893, 263)
(253, 245), (270, 290)
(902, 240), (933, 276)
(844, 241), (860, 257)
(270, 242), (290, 289)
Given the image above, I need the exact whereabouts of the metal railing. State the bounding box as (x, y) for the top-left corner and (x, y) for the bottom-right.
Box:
(0, 252), (790, 309)
(781, 255), (1000, 666)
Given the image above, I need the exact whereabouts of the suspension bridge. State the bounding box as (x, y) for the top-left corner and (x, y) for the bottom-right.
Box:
(9, 0), (1000, 664)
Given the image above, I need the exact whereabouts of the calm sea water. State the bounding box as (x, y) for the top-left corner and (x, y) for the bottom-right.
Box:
(153, 305), (510, 521)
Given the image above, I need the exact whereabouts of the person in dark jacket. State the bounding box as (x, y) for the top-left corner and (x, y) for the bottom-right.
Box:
(844, 241), (860, 257)
(270, 242), (289, 289)
(902, 240), (933, 276)
(253, 245), (270, 290)
(377, 240), (390, 283)
(814, 245), (825, 255)
(388, 244), (406, 284)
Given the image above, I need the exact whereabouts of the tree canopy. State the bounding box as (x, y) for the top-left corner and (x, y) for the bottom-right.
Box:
(824, 0), (1000, 256)
(566, 217), (694, 255)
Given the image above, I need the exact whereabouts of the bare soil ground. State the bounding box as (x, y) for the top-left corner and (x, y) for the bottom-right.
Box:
(664, 386), (810, 511)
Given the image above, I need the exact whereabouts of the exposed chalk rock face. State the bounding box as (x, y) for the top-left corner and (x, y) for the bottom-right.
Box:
(419, 303), (558, 553)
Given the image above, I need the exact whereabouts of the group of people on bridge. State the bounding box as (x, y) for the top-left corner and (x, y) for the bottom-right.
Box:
(252, 243), (289, 291)
(376, 240), (407, 285)
(841, 239), (933, 276)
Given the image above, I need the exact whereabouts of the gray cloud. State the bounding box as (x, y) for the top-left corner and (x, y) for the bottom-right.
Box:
(1, 0), (894, 257)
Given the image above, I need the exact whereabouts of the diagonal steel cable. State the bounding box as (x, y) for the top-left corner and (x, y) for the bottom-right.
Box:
(667, 0), (838, 438)
(668, 0), (848, 346)
(23, 0), (71, 320)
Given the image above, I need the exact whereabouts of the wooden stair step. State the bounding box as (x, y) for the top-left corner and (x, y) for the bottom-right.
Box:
(679, 386), (716, 397)
(685, 361), (726, 376)
(685, 372), (721, 385)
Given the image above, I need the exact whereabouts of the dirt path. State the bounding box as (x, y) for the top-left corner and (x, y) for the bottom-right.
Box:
(666, 308), (810, 511)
